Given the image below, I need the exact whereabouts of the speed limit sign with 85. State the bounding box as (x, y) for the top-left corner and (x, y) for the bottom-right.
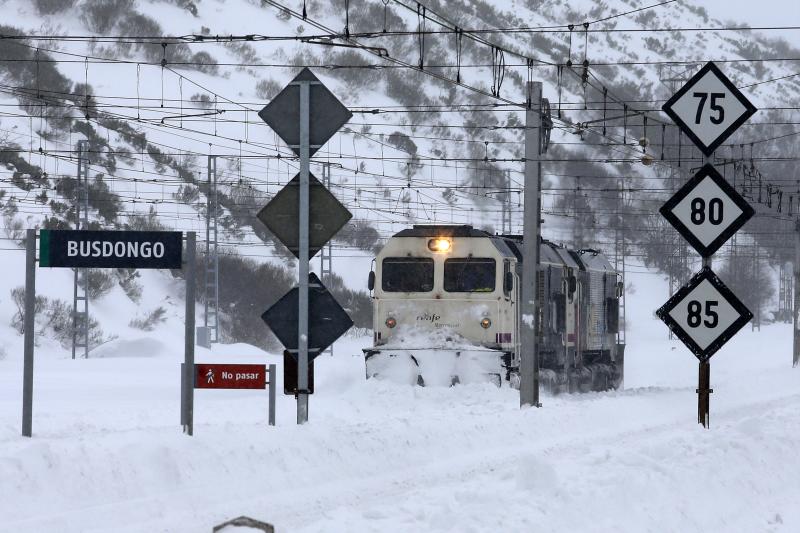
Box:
(657, 267), (753, 361)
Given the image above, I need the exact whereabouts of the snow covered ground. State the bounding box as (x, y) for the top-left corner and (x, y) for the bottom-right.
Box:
(1, 261), (800, 533)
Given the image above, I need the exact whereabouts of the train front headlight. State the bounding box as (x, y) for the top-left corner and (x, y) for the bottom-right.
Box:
(480, 317), (492, 329)
(428, 238), (451, 253)
(385, 317), (397, 328)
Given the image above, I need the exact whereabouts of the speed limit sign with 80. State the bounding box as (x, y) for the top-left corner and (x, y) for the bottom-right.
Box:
(660, 164), (754, 258)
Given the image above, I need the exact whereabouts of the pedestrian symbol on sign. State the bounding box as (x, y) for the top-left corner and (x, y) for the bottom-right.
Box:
(206, 368), (214, 384)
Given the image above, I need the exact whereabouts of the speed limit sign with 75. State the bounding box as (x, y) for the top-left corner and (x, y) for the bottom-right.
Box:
(657, 267), (753, 361)
(662, 61), (757, 156)
(660, 164), (754, 258)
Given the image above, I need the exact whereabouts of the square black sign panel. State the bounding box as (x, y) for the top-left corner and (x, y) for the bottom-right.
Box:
(656, 267), (752, 361)
(256, 172), (352, 259)
(258, 68), (352, 156)
(659, 164), (754, 258)
(261, 273), (353, 358)
(662, 61), (757, 156)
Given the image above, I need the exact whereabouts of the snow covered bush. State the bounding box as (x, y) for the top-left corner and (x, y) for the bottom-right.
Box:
(81, 0), (135, 34)
(256, 79), (282, 101)
(212, 252), (294, 350)
(129, 307), (167, 331)
(126, 207), (167, 232)
(33, 0), (77, 14)
(10, 287), (113, 350)
(115, 269), (143, 303)
(335, 219), (381, 252)
(82, 270), (116, 300)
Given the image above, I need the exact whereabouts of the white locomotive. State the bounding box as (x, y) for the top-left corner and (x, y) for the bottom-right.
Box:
(365, 225), (624, 392)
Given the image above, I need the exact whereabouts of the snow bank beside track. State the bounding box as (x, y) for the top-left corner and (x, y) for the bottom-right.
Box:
(1, 327), (799, 532)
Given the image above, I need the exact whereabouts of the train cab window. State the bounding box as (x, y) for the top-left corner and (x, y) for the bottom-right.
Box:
(381, 257), (434, 292)
(444, 258), (496, 293)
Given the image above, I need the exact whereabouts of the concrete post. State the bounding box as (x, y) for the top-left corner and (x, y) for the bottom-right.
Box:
(520, 81), (542, 408)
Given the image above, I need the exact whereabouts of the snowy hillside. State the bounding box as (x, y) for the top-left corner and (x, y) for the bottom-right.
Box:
(1, 0), (799, 338)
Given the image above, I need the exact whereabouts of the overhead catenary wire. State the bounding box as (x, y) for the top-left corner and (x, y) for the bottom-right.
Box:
(1, 2), (798, 267)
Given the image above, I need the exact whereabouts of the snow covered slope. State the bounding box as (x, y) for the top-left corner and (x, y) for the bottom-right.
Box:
(2, 0), (799, 338)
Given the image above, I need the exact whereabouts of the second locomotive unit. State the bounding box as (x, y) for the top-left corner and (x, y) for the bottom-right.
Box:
(365, 225), (624, 392)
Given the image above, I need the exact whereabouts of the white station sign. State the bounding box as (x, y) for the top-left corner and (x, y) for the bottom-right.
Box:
(662, 62), (757, 156)
(657, 267), (752, 360)
(660, 164), (754, 258)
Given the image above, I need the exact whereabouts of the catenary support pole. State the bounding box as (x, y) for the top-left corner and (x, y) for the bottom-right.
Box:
(297, 80), (311, 424)
(72, 140), (89, 360)
(183, 232), (196, 436)
(22, 229), (36, 437)
(520, 81), (543, 408)
(204, 155), (219, 345)
(794, 218), (800, 367)
(320, 163), (334, 358)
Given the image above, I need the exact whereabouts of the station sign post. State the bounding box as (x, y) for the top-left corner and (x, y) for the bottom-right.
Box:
(21, 229), (194, 438)
(188, 363), (277, 426)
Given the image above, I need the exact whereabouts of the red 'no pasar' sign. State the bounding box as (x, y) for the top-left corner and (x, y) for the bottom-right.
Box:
(195, 364), (267, 389)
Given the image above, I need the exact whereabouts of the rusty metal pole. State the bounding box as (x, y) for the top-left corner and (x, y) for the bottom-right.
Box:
(698, 252), (712, 428)
(697, 360), (711, 428)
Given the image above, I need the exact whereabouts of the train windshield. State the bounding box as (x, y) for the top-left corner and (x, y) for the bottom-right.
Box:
(444, 258), (496, 293)
(382, 257), (435, 292)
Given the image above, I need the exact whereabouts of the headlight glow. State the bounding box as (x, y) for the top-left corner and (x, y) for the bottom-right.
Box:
(428, 238), (452, 253)
(385, 317), (397, 328)
(480, 317), (492, 329)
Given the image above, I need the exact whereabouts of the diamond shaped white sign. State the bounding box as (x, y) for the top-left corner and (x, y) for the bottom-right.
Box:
(662, 62), (757, 156)
(660, 164), (754, 258)
(657, 267), (752, 361)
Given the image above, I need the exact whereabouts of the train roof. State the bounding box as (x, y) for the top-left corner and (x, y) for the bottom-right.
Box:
(500, 237), (582, 268)
(388, 225), (614, 273)
(553, 247), (581, 269)
(572, 249), (615, 272)
(393, 225), (489, 238)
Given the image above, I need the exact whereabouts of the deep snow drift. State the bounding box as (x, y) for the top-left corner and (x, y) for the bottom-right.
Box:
(1, 261), (799, 533)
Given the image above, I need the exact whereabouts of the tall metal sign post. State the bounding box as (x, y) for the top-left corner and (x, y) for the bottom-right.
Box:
(658, 61), (757, 427)
(258, 68), (353, 424)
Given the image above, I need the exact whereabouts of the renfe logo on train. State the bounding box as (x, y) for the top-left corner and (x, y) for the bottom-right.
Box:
(39, 229), (182, 269)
